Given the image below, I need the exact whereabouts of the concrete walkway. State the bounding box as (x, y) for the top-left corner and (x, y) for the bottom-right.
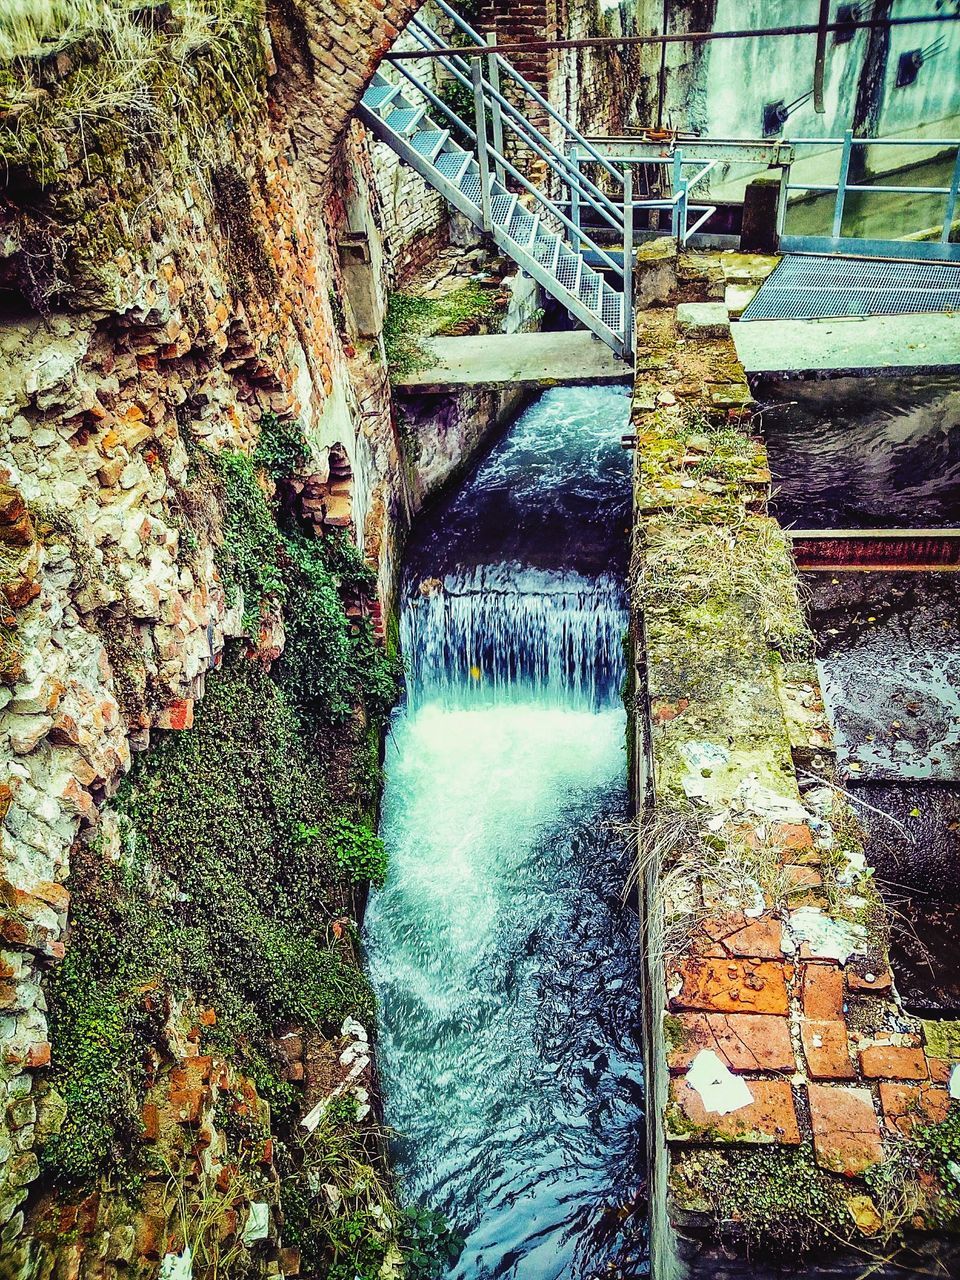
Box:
(393, 330), (632, 391)
(733, 311), (960, 375)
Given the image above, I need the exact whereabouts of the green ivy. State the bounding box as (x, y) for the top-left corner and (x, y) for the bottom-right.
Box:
(298, 817), (388, 890)
(252, 411), (310, 481)
(44, 652), (375, 1187)
(213, 449), (285, 630)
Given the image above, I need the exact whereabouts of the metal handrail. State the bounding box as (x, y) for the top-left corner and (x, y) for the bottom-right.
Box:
(407, 16), (625, 233)
(782, 129), (960, 247)
(431, 0), (625, 189)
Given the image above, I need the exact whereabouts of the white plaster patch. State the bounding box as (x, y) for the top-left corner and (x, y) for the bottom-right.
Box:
(950, 1064), (960, 1101)
(159, 1249), (192, 1280)
(686, 1049), (753, 1115)
(788, 907), (868, 963)
(242, 1202), (270, 1244)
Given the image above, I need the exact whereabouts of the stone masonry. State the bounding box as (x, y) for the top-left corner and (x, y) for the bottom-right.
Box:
(630, 253), (960, 1277)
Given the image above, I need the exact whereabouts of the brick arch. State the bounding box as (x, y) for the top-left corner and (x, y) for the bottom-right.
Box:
(268, 0), (431, 191)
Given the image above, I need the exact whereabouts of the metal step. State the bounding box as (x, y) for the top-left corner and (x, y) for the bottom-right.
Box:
(357, 55), (630, 360)
(741, 253), (960, 322)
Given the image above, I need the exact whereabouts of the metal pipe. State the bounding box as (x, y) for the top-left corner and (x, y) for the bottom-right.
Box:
(486, 33), (506, 188)
(941, 148), (960, 245)
(623, 164), (634, 363)
(385, 13), (957, 60)
(788, 183), (953, 194)
(790, 135), (960, 145)
(471, 61), (493, 231)
(832, 128), (854, 239)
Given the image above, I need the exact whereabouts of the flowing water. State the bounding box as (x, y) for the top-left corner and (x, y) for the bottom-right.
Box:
(364, 387), (647, 1279)
(763, 374), (960, 1017)
(757, 374), (960, 530)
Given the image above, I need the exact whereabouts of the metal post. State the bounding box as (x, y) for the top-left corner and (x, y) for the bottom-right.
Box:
(623, 163), (634, 362)
(775, 159), (791, 240)
(570, 145), (581, 236)
(486, 35), (506, 189)
(832, 129), (854, 240)
(671, 149), (684, 239)
(471, 60), (493, 232)
(941, 145), (960, 245)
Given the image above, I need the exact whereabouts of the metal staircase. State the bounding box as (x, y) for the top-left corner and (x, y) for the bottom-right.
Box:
(359, 0), (635, 361)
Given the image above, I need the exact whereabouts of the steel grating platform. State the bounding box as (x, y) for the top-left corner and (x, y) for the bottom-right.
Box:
(740, 254), (960, 322)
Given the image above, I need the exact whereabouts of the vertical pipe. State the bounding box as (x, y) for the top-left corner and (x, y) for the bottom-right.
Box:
(941, 145), (960, 245)
(832, 129), (854, 240)
(775, 159), (791, 241)
(671, 148), (683, 239)
(472, 60), (493, 232)
(570, 144), (581, 236)
(623, 163), (634, 362)
(486, 36), (507, 189)
(813, 0), (830, 112)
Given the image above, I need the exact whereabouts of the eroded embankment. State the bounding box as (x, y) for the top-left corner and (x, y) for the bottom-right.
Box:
(629, 268), (960, 1279)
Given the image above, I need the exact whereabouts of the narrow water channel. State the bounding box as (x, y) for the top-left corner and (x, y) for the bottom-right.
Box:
(365, 387), (647, 1279)
(758, 372), (960, 1019)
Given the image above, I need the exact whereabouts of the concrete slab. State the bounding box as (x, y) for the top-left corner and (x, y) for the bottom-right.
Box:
(392, 330), (632, 391)
(733, 312), (960, 376)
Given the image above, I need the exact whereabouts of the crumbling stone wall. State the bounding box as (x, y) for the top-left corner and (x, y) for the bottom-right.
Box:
(0, 0), (460, 1271)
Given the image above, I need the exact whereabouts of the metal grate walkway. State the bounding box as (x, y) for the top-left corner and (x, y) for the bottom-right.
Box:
(740, 254), (960, 322)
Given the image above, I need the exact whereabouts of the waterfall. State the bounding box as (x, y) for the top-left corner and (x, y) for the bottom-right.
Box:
(400, 565), (627, 706)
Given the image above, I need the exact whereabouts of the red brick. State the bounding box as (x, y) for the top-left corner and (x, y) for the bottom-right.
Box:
(669, 957), (790, 1016)
(801, 962), (844, 1021)
(668, 1077), (801, 1145)
(879, 1082), (951, 1136)
(800, 1020), (856, 1080)
(860, 1044), (928, 1081)
(773, 821), (815, 851)
(927, 1058), (954, 1085)
(700, 911), (784, 959)
(667, 1012), (795, 1074)
(808, 1083), (883, 1176)
(141, 1103), (159, 1141)
(847, 966), (893, 993)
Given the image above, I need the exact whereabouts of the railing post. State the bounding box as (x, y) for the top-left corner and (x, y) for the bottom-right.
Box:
(486, 36), (507, 189)
(570, 144), (581, 236)
(832, 128), (854, 240)
(623, 163), (634, 362)
(671, 149), (684, 240)
(941, 145), (960, 245)
(775, 159), (791, 240)
(471, 60), (493, 232)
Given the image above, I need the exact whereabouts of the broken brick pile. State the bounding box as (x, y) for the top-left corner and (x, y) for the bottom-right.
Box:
(628, 255), (960, 1275)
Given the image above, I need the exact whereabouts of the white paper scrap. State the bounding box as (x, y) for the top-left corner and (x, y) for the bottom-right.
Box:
(686, 1049), (753, 1115)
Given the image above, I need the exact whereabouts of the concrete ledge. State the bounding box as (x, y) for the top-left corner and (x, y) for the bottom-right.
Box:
(392, 330), (633, 391)
(733, 312), (960, 375)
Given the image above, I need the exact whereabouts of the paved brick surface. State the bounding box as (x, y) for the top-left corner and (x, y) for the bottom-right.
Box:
(879, 1082), (951, 1136)
(801, 962), (844, 1022)
(668, 1078), (801, 1145)
(667, 1012), (795, 1073)
(700, 912), (784, 960)
(808, 1084), (884, 1176)
(860, 1044), (928, 1081)
(800, 1020), (856, 1081)
(670, 958), (791, 1016)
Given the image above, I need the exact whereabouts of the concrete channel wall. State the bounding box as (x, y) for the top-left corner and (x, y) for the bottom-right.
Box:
(628, 258), (960, 1278)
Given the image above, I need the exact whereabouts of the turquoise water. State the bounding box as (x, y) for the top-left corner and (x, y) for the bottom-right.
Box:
(365, 387), (647, 1278)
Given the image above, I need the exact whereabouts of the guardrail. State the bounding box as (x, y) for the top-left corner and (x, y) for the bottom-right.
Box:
(779, 130), (960, 262)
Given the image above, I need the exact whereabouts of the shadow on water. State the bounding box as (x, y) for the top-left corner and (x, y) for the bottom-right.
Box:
(365, 387), (647, 1278)
(757, 374), (960, 530)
